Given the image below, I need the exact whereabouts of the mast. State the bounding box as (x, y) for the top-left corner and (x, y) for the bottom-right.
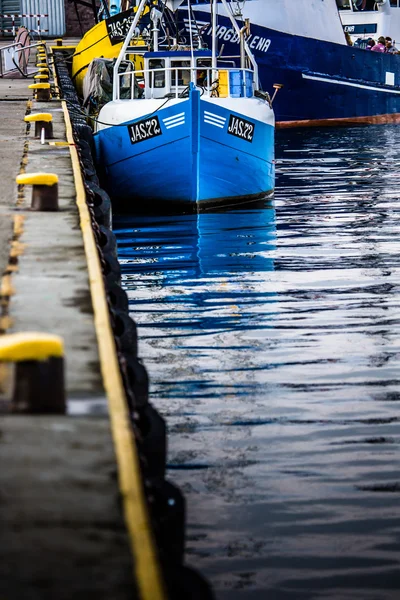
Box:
(112, 0), (148, 100)
(211, 0), (217, 71)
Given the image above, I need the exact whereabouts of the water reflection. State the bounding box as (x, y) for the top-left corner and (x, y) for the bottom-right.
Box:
(114, 126), (400, 599)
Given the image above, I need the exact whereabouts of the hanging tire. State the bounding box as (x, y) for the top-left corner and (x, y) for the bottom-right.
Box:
(135, 402), (166, 481)
(97, 224), (117, 258)
(86, 182), (112, 228)
(102, 252), (121, 286)
(165, 565), (215, 600)
(107, 282), (129, 313)
(74, 122), (94, 153)
(149, 479), (186, 566)
(124, 353), (149, 408)
(112, 310), (138, 355)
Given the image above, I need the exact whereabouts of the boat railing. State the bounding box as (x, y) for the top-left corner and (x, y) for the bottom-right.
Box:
(115, 65), (255, 101)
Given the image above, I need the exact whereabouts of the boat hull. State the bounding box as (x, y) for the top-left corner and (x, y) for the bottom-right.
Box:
(94, 92), (274, 206)
(189, 12), (400, 127)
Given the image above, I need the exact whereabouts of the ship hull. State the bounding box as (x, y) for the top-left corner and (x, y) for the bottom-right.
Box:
(190, 13), (400, 127)
(94, 90), (274, 207)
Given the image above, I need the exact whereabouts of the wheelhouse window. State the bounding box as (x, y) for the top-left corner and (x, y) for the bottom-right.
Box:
(148, 59), (165, 88)
(336, 0), (351, 9)
(171, 60), (191, 87)
(337, 0), (385, 8)
(196, 58), (211, 86)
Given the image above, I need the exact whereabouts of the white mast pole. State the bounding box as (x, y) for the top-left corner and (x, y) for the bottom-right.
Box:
(113, 0), (148, 100)
(220, 0), (259, 87)
(211, 0), (217, 72)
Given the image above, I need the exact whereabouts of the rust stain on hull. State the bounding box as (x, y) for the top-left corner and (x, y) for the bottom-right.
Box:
(276, 112), (400, 129)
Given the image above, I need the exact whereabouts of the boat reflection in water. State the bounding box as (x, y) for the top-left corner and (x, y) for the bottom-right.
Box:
(114, 198), (276, 594)
(114, 125), (400, 599)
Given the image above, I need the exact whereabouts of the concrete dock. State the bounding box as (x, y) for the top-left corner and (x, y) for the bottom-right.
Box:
(0, 45), (165, 600)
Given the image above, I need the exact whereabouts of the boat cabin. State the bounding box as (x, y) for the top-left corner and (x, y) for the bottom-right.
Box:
(143, 50), (212, 99)
(117, 49), (255, 101)
(338, 0), (400, 44)
(337, 0), (400, 9)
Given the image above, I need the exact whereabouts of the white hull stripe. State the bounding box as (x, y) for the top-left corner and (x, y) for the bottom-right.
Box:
(165, 120), (185, 129)
(163, 117), (185, 127)
(204, 119), (224, 128)
(204, 111), (226, 124)
(302, 73), (400, 95)
(204, 115), (226, 126)
(163, 112), (185, 124)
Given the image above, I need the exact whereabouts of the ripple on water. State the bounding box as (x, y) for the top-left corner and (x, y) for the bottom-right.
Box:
(115, 125), (400, 599)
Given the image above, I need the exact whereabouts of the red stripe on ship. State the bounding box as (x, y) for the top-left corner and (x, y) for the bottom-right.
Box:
(277, 113), (400, 129)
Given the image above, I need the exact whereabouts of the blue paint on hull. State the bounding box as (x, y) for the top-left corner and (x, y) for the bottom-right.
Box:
(94, 90), (274, 206)
(194, 15), (400, 124)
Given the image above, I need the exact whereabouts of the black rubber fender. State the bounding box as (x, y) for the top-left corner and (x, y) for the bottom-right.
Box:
(102, 251), (121, 286)
(124, 353), (149, 409)
(97, 224), (117, 258)
(135, 403), (167, 481)
(165, 565), (216, 600)
(149, 479), (186, 566)
(74, 122), (95, 154)
(106, 282), (129, 313)
(86, 181), (112, 228)
(112, 310), (138, 355)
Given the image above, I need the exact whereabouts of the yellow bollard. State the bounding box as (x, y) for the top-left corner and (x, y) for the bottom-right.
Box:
(0, 332), (65, 414)
(28, 82), (51, 101)
(24, 112), (53, 139)
(16, 172), (59, 211)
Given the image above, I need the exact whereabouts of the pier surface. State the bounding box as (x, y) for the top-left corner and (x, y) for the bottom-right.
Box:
(0, 61), (139, 600)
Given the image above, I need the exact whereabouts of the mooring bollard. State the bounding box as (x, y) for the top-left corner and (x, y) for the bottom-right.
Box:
(55, 38), (63, 46)
(34, 73), (49, 82)
(28, 82), (51, 102)
(0, 332), (66, 414)
(24, 113), (53, 139)
(16, 172), (59, 211)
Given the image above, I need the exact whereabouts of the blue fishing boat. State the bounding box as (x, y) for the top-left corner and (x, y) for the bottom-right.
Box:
(93, 0), (275, 207)
(181, 0), (400, 127)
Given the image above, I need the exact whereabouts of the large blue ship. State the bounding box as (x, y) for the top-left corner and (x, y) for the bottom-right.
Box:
(176, 0), (400, 127)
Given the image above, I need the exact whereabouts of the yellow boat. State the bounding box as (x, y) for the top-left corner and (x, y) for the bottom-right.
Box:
(72, 9), (146, 96)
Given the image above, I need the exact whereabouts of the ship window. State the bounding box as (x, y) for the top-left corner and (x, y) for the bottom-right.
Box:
(196, 58), (211, 86)
(171, 60), (191, 87)
(148, 59), (165, 88)
(336, 0), (351, 9)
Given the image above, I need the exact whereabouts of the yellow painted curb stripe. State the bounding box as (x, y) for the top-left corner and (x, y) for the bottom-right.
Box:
(61, 100), (166, 600)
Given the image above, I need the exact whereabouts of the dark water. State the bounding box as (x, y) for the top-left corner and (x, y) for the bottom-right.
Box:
(114, 126), (400, 600)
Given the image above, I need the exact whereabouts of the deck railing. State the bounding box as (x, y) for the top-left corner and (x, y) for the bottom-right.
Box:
(115, 65), (255, 101)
